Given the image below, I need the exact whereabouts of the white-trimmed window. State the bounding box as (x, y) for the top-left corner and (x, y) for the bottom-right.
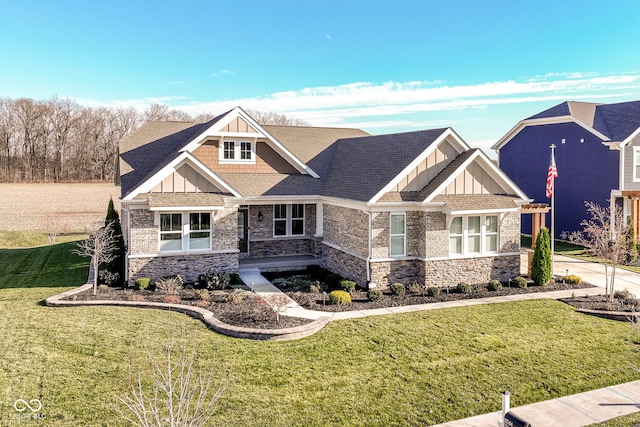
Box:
(449, 215), (499, 256)
(221, 140), (254, 162)
(189, 213), (211, 250)
(634, 147), (640, 181)
(273, 204), (305, 237)
(160, 213), (182, 252)
(159, 212), (212, 253)
(390, 213), (406, 256)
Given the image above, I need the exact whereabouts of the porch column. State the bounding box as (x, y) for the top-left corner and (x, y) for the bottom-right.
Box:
(622, 192), (640, 243)
(521, 204), (550, 248)
(315, 202), (323, 237)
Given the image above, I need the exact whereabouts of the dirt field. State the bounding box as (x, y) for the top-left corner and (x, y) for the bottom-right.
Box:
(0, 183), (121, 232)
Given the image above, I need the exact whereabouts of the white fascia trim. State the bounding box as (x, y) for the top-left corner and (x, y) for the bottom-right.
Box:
(150, 206), (225, 212)
(128, 249), (240, 259)
(422, 150), (529, 203)
(491, 115), (611, 152)
(181, 107), (320, 178)
(445, 207), (519, 216)
(369, 128), (468, 203)
(225, 195), (323, 206)
(123, 152), (242, 200)
(618, 126), (640, 148)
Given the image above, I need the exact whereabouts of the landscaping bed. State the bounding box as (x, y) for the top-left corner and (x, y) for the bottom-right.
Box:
(560, 289), (640, 315)
(64, 285), (312, 329)
(265, 269), (595, 312)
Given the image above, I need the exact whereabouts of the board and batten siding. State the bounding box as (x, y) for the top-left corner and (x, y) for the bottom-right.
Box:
(443, 160), (506, 195)
(392, 140), (459, 192)
(151, 163), (222, 193)
(623, 134), (640, 190)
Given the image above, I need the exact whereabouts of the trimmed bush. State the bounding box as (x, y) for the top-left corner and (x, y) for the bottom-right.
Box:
(456, 282), (472, 294)
(328, 290), (352, 305)
(309, 283), (321, 294)
(531, 228), (552, 285)
(562, 275), (582, 284)
(614, 289), (635, 302)
(514, 277), (528, 288)
(408, 281), (423, 294)
(135, 277), (151, 291)
(390, 283), (406, 296)
(367, 289), (384, 301)
(338, 279), (357, 293)
(195, 289), (210, 301)
(486, 280), (503, 291)
(198, 270), (231, 290)
(426, 286), (440, 297)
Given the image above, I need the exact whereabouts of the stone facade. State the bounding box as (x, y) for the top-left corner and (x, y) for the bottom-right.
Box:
(250, 238), (316, 257)
(128, 253), (239, 284)
(323, 244), (367, 286)
(323, 204), (368, 257)
(129, 209), (157, 255)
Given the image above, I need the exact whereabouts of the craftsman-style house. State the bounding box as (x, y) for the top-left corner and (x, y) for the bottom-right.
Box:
(119, 107), (529, 289)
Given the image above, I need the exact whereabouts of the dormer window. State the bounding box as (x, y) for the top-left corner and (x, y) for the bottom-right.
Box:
(220, 139), (256, 163)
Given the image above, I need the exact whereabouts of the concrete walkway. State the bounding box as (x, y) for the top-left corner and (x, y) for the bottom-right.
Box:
(554, 254), (640, 297)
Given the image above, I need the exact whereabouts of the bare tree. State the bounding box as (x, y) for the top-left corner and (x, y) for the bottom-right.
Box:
(245, 108), (310, 126)
(569, 201), (632, 302)
(115, 320), (229, 427)
(73, 222), (119, 295)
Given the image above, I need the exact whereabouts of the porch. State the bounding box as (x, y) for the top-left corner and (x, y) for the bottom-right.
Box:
(238, 254), (321, 272)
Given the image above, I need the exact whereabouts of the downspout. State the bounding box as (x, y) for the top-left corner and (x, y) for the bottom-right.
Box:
(363, 208), (372, 287)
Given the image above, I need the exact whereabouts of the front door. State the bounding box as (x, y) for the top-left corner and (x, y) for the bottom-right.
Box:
(237, 209), (248, 253)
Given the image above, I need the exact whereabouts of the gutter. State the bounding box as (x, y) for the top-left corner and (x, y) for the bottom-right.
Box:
(363, 208), (373, 287)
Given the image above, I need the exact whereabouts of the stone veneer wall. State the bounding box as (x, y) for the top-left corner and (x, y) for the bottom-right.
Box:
(250, 238), (315, 257)
(129, 209), (157, 255)
(323, 204), (368, 257)
(323, 245), (367, 286)
(499, 211), (521, 253)
(129, 253), (238, 284)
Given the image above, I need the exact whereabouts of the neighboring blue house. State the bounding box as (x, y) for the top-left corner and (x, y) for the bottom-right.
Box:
(493, 100), (640, 238)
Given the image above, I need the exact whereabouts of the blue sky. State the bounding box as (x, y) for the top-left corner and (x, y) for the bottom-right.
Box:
(1, 0), (640, 152)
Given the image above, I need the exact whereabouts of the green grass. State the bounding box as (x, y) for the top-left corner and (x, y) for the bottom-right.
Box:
(1, 242), (639, 426)
(589, 412), (640, 426)
(0, 231), (87, 248)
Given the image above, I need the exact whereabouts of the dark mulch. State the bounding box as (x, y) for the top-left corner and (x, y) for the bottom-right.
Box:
(276, 280), (595, 312)
(64, 286), (312, 329)
(560, 291), (640, 313)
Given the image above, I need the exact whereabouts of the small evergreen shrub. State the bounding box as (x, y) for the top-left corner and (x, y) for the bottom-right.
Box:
(456, 282), (472, 294)
(390, 283), (406, 296)
(308, 282), (322, 293)
(486, 280), (503, 291)
(367, 289), (384, 301)
(135, 277), (151, 291)
(562, 275), (582, 284)
(195, 289), (210, 301)
(328, 290), (352, 305)
(426, 286), (440, 297)
(338, 279), (357, 292)
(514, 277), (528, 288)
(531, 228), (552, 285)
(229, 273), (241, 286)
(99, 270), (120, 287)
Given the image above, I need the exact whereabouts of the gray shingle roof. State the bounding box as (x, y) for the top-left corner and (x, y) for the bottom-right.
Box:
(527, 100), (640, 141)
(433, 194), (520, 211)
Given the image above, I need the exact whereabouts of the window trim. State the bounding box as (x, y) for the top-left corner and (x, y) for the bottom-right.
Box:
(449, 214), (500, 257)
(389, 213), (406, 257)
(158, 212), (213, 253)
(272, 204), (305, 237)
(220, 138), (256, 164)
(633, 147), (640, 182)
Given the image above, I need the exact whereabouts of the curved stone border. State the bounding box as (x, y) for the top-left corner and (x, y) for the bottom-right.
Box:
(576, 308), (640, 323)
(45, 284), (330, 341)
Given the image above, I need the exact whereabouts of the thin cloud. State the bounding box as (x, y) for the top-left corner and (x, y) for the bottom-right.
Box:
(325, 34), (332, 41)
(211, 69), (234, 78)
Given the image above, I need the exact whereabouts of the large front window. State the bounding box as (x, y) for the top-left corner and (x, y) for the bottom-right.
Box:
(273, 204), (305, 237)
(449, 215), (499, 256)
(390, 213), (406, 256)
(159, 212), (211, 252)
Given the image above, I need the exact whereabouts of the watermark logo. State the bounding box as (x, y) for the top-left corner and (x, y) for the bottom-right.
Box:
(12, 399), (43, 421)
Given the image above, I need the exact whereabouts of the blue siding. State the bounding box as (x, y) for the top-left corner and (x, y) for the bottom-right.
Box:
(499, 122), (618, 238)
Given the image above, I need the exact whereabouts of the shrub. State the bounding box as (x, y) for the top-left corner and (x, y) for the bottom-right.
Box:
(456, 282), (472, 294)
(103, 197), (126, 287)
(338, 279), (357, 293)
(271, 278), (291, 287)
(195, 289), (210, 301)
(562, 275), (583, 284)
(229, 273), (241, 286)
(229, 292), (245, 304)
(130, 294), (145, 302)
(97, 284), (109, 291)
(408, 281), (423, 294)
(163, 295), (180, 304)
(531, 228), (552, 285)
(99, 269), (120, 287)
(156, 275), (183, 295)
(328, 290), (352, 305)
(308, 282), (322, 294)
(426, 286), (440, 297)
(486, 280), (503, 291)
(614, 289), (635, 302)
(135, 277), (151, 291)
(389, 283), (406, 296)
(326, 273), (343, 290)
(514, 277), (528, 288)
(198, 270), (231, 290)
(367, 289), (384, 301)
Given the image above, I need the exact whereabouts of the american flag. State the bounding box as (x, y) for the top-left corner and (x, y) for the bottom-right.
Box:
(546, 151), (558, 198)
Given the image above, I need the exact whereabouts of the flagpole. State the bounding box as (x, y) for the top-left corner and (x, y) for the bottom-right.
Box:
(550, 144), (556, 279)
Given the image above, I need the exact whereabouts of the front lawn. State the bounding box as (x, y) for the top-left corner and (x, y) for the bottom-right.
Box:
(1, 241), (639, 426)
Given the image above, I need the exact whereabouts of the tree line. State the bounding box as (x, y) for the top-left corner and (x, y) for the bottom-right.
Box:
(0, 96), (308, 183)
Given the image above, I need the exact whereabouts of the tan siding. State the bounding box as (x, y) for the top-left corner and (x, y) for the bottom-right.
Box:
(192, 140), (298, 174)
(150, 163), (221, 193)
(222, 117), (258, 133)
(443, 159), (508, 196)
(394, 140), (459, 192)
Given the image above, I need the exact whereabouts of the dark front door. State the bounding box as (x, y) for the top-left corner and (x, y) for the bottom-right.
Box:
(237, 209), (248, 253)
